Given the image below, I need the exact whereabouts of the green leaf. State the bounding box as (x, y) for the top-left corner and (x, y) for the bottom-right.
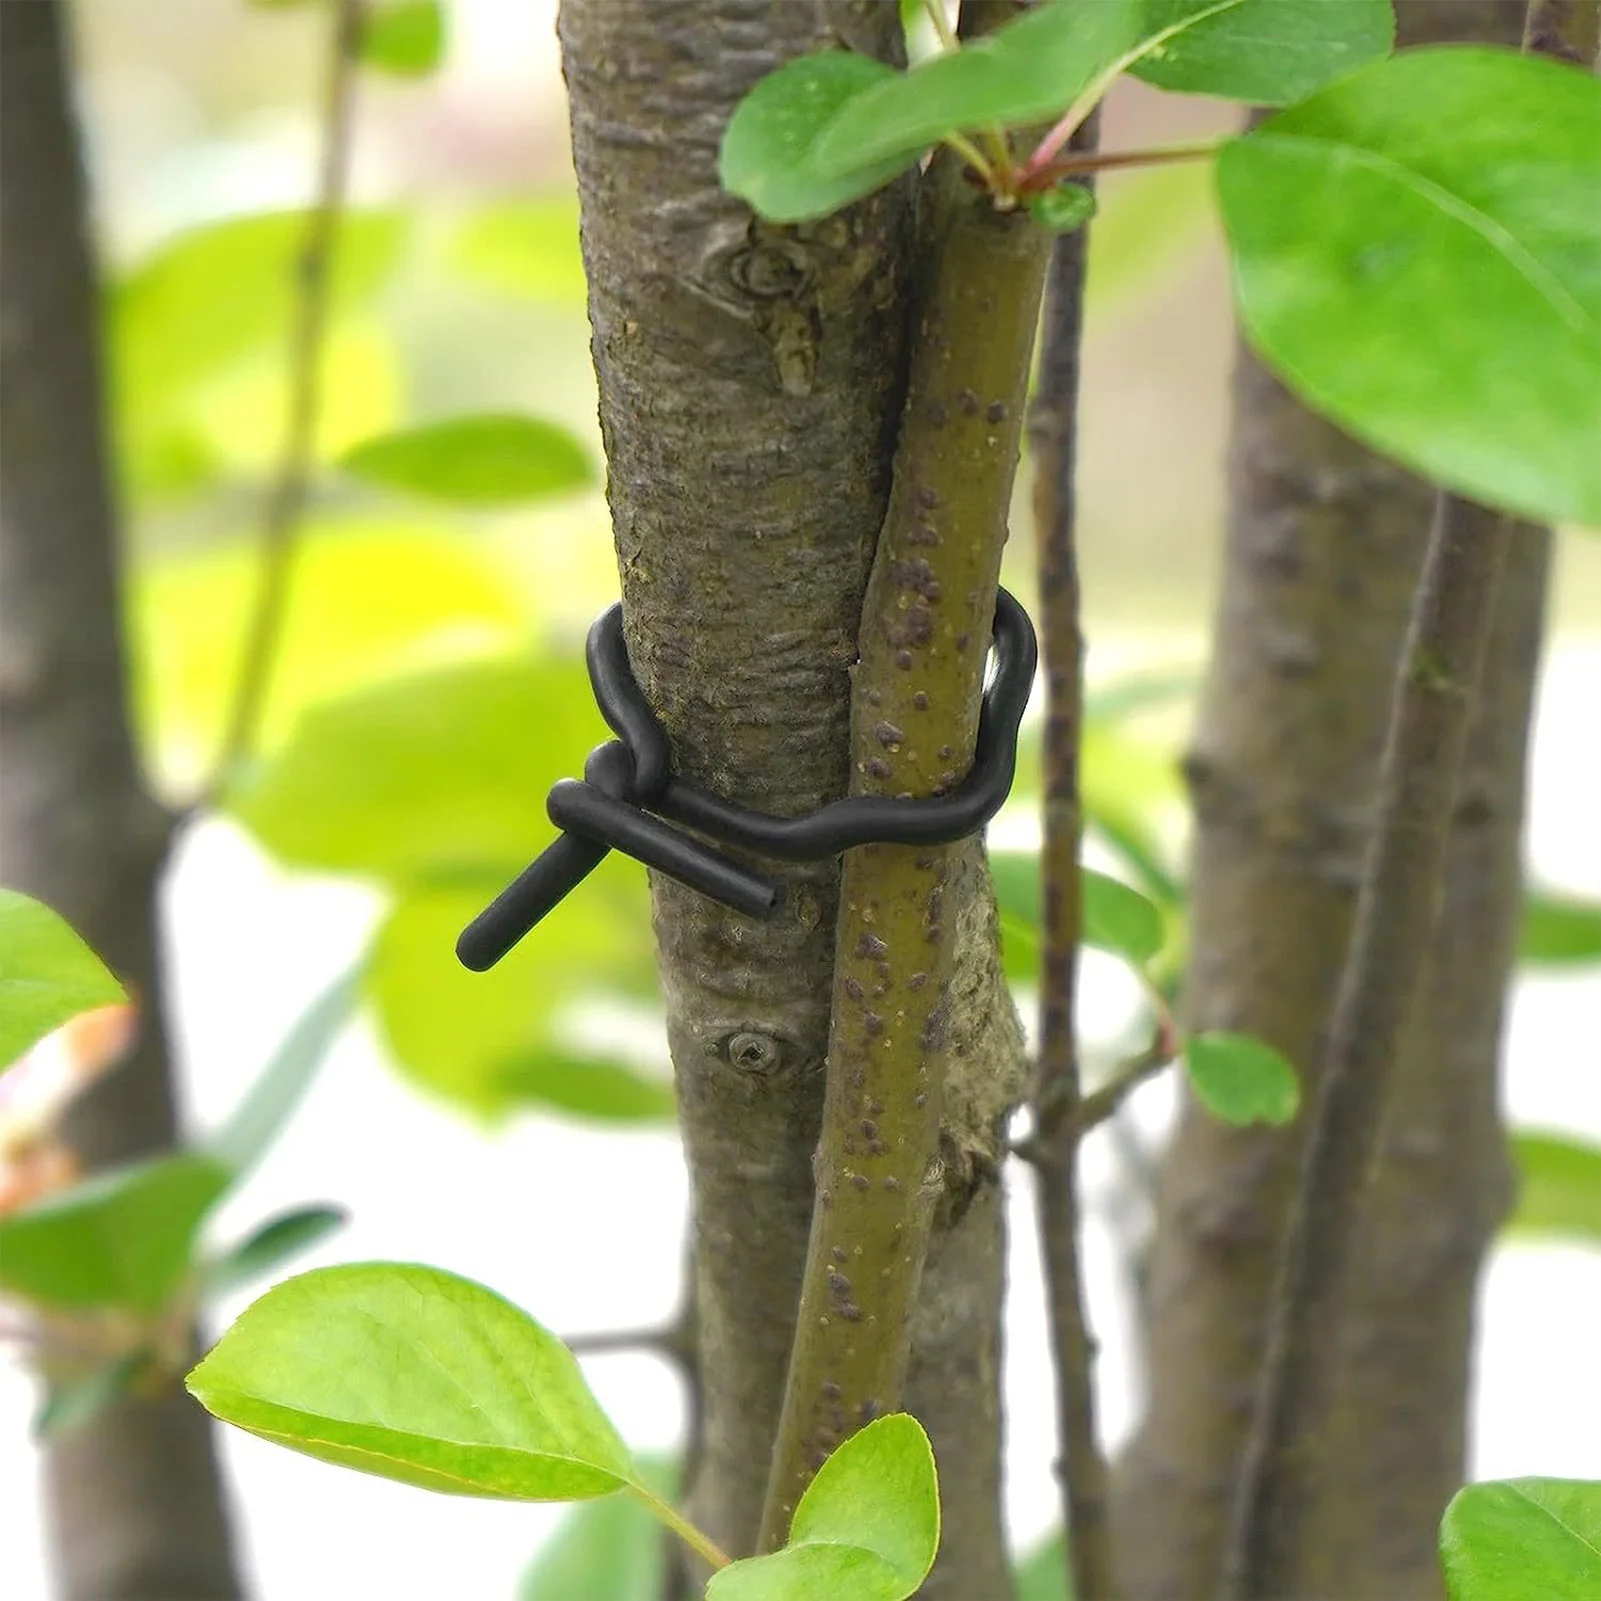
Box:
(1014, 1529), (1070, 1601)
(449, 195), (587, 305)
(988, 857), (1164, 985)
(1183, 1032), (1299, 1126)
(1128, 0), (1393, 106)
(1028, 184), (1098, 235)
(229, 654), (606, 884)
(1520, 891), (1601, 967)
(205, 1205), (351, 1298)
(33, 1350), (151, 1439)
(209, 968), (361, 1178)
(0, 1153), (231, 1311)
(111, 209), (406, 420)
(1218, 47), (1601, 528)
(339, 415), (592, 506)
(1440, 1477), (1601, 1601)
(187, 1262), (637, 1500)
(131, 518), (534, 771)
(361, 0), (444, 76)
(1082, 868), (1165, 966)
(719, 52), (912, 225)
(519, 1458), (677, 1600)
(0, 889), (126, 1072)
(367, 882), (656, 1117)
(707, 1414), (939, 1601)
(1507, 1133), (1601, 1248)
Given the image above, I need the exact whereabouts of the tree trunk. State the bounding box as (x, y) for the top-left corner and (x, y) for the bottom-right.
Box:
(1111, 5), (1546, 1595)
(558, 3), (1022, 1591)
(0, 4), (242, 1597)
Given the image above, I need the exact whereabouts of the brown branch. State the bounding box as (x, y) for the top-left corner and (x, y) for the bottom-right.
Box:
(756, 154), (1051, 1550)
(1024, 107), (1123, 1601)
(1219, 492), (1512, 1599)
(207, 0), (364, 798)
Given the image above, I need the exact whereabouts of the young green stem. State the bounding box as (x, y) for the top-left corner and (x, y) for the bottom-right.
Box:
(1022, 139), (1217, 192)
(756, 157), (1050, 1552)
(207, 0), (362, 800)
(632, 1485), (732, 1572)
(1026, 109), (1122, 1601)
(922, 0), (958, 53)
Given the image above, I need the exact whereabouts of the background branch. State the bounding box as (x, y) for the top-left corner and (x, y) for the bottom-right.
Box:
(208, 0), (364, 798)
(1026, 108), (1122, 1601)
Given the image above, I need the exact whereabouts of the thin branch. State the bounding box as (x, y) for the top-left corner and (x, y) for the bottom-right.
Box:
(206, 0), (364, 800)
(1219, 493), (1511, 1600)
(1025, 107), (1121, 1601)
(563, 1321), (694, 1367)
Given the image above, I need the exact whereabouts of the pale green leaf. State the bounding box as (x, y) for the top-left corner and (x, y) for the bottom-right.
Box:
(1520, 891), (1601, 967)
(0, 1153), (231, 1311)
(187, 1263), (636, 1500)
(1082, 868), (1165, 966)
(1507, 1133), (1601, 1248)
(131, 519), (533, 772)
(228, 654), (606, 884)
(519, 1458), (677, 1600)
(708, 1414), (939, 1601)
(111, 209), (406, 419)
(340, 415), (592, 506)
(367, 882), (656, 1117)
(1028, 184), (1097, 235)
(1440, 1477), (1601, 1601)
(1218, 47), (1601, 528)
(209, 968), (360, 1177)
(0, 889), (125, 1072)
(449, 195), (587, 305)
(1014, 1529), (1070, 1601)
(1183, 1032), (1299, 1126)
(361, 0), (444, 76)
(719, 52), (911, 224)
(205, 1205), (351, 1298)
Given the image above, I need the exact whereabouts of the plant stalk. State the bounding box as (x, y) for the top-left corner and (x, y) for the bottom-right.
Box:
(756, 157), (1050, 1550)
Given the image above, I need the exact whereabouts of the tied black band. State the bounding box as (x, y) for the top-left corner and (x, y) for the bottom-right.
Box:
(456, 588), (1037, 972)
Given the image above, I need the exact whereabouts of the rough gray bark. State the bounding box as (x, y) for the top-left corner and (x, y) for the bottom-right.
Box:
(0, 3), (242, 1598)
(1110, 9), (1548, 1596)
(558, 4), (1021, 1591)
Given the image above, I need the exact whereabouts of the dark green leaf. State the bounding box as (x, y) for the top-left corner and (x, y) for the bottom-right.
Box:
(718, 52), (912, 224)
(205, 1205), (351, 1297)
(1219, 48), (1601, 528)
(1507, 1133), (1601, 1248)
(1028, 184), (1097, 235)
(0, 1153), (231, 1311)
(1129, 0), (1393, 105)
(1183, 1032), (1299, 1126)
(339, 415), (592, 506)
(229, 655), (606, 884)
(32, 1350), (151, 1439)
(367, 882), (656, 1117)
(1440, 1477), (1601, 1601)
(707, 1414), (939, 1601)
(1014, 1529), (1070, 1601)
(449, 195), (587, 304)
(0, 889), (126, 1072)
(361, 0), (444, 76)
(188, 1263), (637, 1499)
(519, 1458), (677, 1600)
(209, 967), (361, 1178)
(1520, 891), (1601, 967)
